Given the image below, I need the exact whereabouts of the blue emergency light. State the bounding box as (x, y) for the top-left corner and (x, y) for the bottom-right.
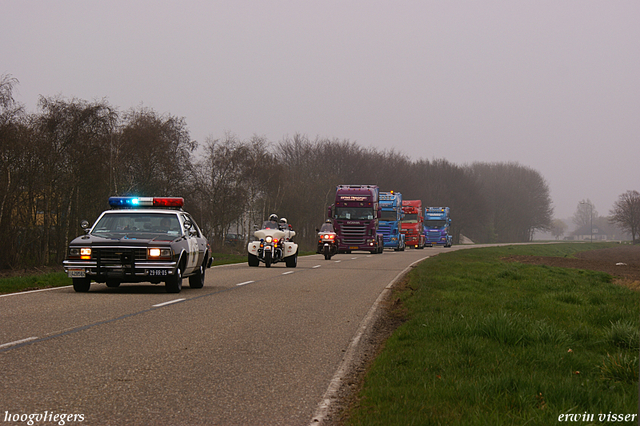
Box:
(108, 197), (184, 208)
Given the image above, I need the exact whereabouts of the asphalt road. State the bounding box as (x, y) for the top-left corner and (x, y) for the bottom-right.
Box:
(0, 248), (442, 426)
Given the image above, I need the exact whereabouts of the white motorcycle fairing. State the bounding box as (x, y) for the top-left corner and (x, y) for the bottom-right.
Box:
(247, 228), (298, 259)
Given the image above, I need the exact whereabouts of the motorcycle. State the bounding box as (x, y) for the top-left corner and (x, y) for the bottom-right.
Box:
(248, 223), (298, 268)
(316, 228), (338, 260)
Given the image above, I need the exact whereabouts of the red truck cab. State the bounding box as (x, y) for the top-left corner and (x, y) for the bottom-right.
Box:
(400, 200), (426, 249)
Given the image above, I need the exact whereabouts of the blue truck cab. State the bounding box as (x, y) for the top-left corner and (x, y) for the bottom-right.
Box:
(424, 207), (452, 247)
(379, 191), (405, 251)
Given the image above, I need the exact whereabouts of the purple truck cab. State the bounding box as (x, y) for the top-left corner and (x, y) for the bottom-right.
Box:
(328, 185), (384, 254)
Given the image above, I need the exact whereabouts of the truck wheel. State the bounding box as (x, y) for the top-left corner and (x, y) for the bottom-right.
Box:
(189, 264), (205, 289)
(248, 253), (259, 267)
(285, 252), (298, 267)
(265, 251), (272, 268)
(165, 266), (183, 293)
(73, 277), (91, 292)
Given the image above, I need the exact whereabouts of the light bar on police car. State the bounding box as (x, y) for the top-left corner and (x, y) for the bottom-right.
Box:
(108, 197), (184, 208)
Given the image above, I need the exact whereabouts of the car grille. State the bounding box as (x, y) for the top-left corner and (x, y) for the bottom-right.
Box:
(93, 247), (147, 264)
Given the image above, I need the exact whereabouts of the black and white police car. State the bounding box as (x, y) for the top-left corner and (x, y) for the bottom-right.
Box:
(63, 196), (212, 293)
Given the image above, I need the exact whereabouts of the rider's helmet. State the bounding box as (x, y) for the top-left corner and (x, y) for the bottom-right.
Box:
(325, 219), (332, 224)
(279, 218), (288, 224)
(269, 214), (278, 222)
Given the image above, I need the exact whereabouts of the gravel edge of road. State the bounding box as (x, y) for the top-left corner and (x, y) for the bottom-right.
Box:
(308, 258), (423, 426)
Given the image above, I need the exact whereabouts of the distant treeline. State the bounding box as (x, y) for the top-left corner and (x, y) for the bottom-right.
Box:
(0, 76), (552, 268)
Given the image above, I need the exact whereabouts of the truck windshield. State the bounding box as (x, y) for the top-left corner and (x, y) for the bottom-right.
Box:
(379, 210), (397, 221)
(92, 213), (181, 238)
(402, 213), (418, 223)
(426, 220), (447, 228)
(335, 207), (374, 220)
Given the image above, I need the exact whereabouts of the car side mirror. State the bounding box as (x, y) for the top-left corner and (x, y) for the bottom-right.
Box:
(81, 220), (90, 234)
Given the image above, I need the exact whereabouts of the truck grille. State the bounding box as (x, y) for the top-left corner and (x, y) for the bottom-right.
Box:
(378, 224), (393, 242)
(340, 224), (367, 245)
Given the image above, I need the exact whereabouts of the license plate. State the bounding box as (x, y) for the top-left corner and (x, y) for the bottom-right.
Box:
(148, 269), (168, 276)
(349, 246), (359, 250)
(68, 269), (85, 278)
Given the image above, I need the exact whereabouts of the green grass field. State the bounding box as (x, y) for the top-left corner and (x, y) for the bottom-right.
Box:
(346, 243), (639, 426)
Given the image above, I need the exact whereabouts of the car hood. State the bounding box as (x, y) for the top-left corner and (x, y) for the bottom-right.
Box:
(69, 234), (180, 246)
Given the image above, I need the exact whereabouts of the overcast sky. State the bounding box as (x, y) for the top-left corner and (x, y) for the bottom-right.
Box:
(2, 1), (638, 219)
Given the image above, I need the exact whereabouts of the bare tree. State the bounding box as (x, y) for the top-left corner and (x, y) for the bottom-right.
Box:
(116, 107), (195, 197)
(468, 162), (553, 243)
(609, 190), (640, 244)
(550, 219), (568, 240)
(572, 199), (598, 228)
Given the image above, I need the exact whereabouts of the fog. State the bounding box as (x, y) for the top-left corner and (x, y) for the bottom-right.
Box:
(2, 0), (638, 219)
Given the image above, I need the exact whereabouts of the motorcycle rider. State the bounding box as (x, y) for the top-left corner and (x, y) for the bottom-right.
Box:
(279, 217), (294, 234)
(319, 219), (334, 233)
(263, 214), (279, 230)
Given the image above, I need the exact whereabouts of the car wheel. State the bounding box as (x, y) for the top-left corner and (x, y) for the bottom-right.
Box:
(189, 264), (205, 289)
(106, 280), (120, 288)
(166, 266), (183, 293)
(73, 277), (91, 292)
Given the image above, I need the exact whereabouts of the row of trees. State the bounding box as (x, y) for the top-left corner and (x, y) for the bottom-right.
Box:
(1, 75), (556, 269)
(547, 196), (639, 243)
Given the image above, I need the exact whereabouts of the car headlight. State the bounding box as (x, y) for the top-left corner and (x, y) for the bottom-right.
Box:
(148, 248), (172, 259)
(80, 248), (91, 259)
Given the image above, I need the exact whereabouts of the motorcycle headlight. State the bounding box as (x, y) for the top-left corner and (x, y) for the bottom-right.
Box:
(265, 236), (273, 243)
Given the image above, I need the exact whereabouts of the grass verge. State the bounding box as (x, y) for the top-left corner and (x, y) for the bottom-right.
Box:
(346, 243), (639, 426)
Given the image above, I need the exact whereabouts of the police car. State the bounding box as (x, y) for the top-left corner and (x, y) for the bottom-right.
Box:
(63, 197), (212, 293)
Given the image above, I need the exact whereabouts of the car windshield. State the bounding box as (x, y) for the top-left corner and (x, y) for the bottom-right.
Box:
(92, 213), (182, 239)
(402, 213), (418, 223)
(335, 207), (374, 220)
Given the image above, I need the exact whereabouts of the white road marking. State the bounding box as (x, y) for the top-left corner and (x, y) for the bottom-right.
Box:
(236, 281), (254, 286)
(152, 298), (185, 307)
(0, 286), (72, 298)
(351, 257), (358, 260)
(313, 265), (321, 268)
(334, 260), (341, 263)
(282, 271), (294, 275)
(0, 337), (38, 349)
